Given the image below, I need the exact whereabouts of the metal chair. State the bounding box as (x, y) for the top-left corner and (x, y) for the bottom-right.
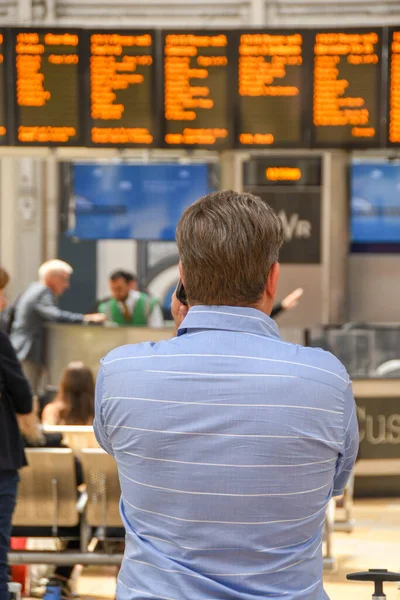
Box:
(323, 498), (336, 571)
(334, 472), (355, 533)
(10, 448), (90, 566)
(12, 448), (80, 531)
(80, 448), (123, 529)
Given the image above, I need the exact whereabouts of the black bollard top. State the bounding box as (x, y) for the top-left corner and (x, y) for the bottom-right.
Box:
(347, 569), (400, 597)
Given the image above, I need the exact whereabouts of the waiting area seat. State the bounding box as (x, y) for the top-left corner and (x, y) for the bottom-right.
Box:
(12, 448), (79, 531)
(80, 448), (123, 529)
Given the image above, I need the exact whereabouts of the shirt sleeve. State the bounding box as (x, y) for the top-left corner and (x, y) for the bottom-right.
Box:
(0, 331), (33, 415)
(34, 290), (85, 324)
(333, 381), (359, 496)
(148, 303), (165, 329)
(93, 365), (114, 456)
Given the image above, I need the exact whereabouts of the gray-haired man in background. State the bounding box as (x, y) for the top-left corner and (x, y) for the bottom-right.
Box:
(11, 259), (104, 393)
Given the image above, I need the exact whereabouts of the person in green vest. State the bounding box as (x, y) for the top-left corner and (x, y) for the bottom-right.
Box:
(98, 270), (164, 328)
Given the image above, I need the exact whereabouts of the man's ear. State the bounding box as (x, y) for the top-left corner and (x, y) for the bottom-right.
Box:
(178, 261), (185, 287)
(266, 262), (280, 300)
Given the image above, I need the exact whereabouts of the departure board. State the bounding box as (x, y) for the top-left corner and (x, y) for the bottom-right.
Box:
(87, 30), (157, 146)
(163, 31), (232, 148)
(236, 31), (309, 147)
(388, 29), (400, 145)
(13, 29), (82, 145)
(0, 31), (7, 144)
(312, 29), (382, 147)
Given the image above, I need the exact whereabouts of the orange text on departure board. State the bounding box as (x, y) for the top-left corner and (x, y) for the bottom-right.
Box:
(266, 167), (302, 181)
(0, 36), (4, 136)
(165, 128), (228, 145)
(238, 33), (302, 145)
(15, 31), (78, 143)
(313, 32), (378, 137)
(90, 33), (153, 144)
(164, 33), (228, 145)
(18, 125), (76, 143)
(389, 31), (400, 143)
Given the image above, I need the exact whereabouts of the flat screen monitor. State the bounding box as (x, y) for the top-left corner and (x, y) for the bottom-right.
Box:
(351, 161), (400, 251)
(235, 30), (310, 148)
(66, 163), (215, 240)
(312, 29), (382, 148)
(85, 30), (158, 147)
(162, 31), (232, 149)
(0, 31), (9, 144)
(12, 28), (83, 145)
(388, 28), (400, 146)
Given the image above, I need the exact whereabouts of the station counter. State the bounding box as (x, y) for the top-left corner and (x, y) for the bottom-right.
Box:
(353, 378), (400, 497)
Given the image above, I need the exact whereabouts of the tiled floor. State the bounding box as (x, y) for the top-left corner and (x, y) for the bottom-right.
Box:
(74, 499), (400, 600)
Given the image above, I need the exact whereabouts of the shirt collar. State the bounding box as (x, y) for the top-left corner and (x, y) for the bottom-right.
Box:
(177, 305), (280, 339)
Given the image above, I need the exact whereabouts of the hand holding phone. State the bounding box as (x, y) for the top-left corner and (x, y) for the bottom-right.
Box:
(176, 279), (188, 306)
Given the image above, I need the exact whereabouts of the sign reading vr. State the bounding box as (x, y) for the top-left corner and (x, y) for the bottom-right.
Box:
(249, 189), (321, 264)
(279, 210), (312, 241)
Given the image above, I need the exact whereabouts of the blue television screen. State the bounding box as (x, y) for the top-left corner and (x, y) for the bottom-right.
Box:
(67, 163), (214, 240)
(351, 162), (400, 249)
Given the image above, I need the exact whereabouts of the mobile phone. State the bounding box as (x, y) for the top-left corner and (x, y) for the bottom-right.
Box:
(176, 279), (188, 306)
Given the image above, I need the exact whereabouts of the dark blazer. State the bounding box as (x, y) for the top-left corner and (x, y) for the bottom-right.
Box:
(10, 282), (84, 366)
(0, 331), (33, 471)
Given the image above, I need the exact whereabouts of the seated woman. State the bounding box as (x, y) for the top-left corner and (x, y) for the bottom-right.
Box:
(40, 363), (94, 599)
(42, 362), (95, 426)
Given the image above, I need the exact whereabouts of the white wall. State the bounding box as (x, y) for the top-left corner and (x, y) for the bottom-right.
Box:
(0, 157), (44, 299)
(2, 0), (400, 27)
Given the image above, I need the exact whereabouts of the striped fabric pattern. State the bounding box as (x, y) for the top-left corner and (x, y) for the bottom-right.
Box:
(94, 306), (358, 600)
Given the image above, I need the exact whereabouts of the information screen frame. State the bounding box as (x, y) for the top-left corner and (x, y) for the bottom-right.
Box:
(82, 28), (160, 148)
(64, 162), (216, 241)
(233, 29), (313, 149)
(10, 26), (86, 147)
(350, 160), (400, 253)
(0, 29), (11, 146)
(387, 27), (400, 147)
(161, 28), (235, 150)
(310, 27), (384, 150)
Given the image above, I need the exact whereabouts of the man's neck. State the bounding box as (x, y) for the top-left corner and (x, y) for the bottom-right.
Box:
(188, 300), (274, 317)
(42, 281), (56, 296)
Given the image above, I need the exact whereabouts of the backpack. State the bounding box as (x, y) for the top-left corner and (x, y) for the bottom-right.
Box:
(0, 297), (20, 335)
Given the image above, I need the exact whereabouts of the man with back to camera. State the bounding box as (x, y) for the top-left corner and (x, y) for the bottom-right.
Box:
(98, 270), (164, 328)
(94, 191), (358, 600)
(11, 259), (105, 393)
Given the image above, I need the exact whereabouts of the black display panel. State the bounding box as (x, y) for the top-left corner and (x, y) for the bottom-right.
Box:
(243, 156), (322, 187)
(235, 31), (311, 148)
(243, 156), (322, 264)
(12, 28), (83, 145)
(85, 30), (158, 146)
(312, 29), (382, 148)
(0, 31), (9, 145)
(162, 30), (232, 148)
(388, 28), (400, 145)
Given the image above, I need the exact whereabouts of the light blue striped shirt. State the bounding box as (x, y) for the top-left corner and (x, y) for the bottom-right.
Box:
(94, 306), (358, 600)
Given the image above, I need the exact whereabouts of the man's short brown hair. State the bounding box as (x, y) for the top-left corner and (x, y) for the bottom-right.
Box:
(0, 267), (9, 290)
(176, 190), (284, 306)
